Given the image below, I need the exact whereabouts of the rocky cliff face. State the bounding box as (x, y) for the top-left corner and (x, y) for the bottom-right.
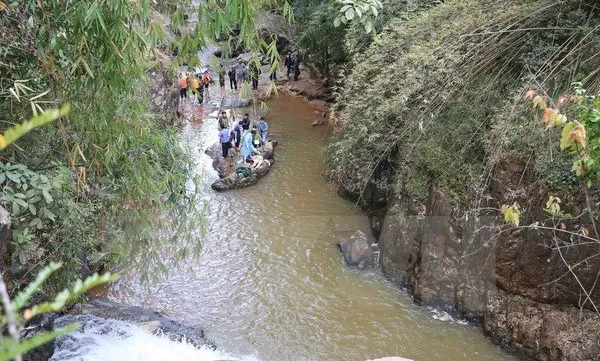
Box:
(147, 65), (180, 126)
(373, 161), (600, 361)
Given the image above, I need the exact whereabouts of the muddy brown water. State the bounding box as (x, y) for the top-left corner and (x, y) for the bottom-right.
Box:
(103, 92), (517, 361)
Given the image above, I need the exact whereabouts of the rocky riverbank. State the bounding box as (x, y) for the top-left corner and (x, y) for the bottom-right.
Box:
(336, 162), (600, 361)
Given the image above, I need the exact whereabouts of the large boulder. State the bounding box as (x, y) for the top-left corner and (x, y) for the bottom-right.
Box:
(338, 230), (377, 270)
(211, 156), (273, 192)
(257, 14), (291, 52)
(147, 64), (179, 125)
(68, 298), (213, 349)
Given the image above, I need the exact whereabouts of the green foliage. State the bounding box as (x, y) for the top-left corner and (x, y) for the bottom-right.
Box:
(293, 0), (348, 80)
(0, 0), (206, 288)
(0, 162), (60, 265)
(567, 85), (600, 185)
(0, 263), (117, 361)
(329, 0), (600, 205)
(332, 0), (383, 33)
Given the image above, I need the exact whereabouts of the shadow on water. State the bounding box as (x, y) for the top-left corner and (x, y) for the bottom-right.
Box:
(105, 92), (517, 361)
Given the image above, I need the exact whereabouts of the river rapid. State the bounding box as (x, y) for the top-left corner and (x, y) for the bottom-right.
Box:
(68, 91), (519, 361)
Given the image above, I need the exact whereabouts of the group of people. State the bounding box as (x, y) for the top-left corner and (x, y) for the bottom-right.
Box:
(284, 51), (301, 81)
(225, 61), (263, 91)
(179, 50), (302, 104)
(217, 111), (269, 166)
(179, 70), (213, 104)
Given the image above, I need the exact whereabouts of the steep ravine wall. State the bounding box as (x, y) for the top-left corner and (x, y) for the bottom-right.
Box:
(362, 161), (600, 361)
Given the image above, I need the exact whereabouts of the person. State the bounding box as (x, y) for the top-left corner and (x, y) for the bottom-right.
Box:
(241, 113), (250, 131)
(233, 119), (242, 149)
(218, 64), (226, 90)
(218, 111), (229, 129)
(252, 125), (262, 148)
(219, 125), (232, 158)
(241, 64), (248, 83)
(190, 74), (202, 104)
(228, 66), (237, 90)
(269, 66), (277, 81)
(236, 62), (245, 83)
(284, 51), (293, 78)
(293, 54), (301, 81)
(258, 116), (268, 143)
(179, 73), (188, 101)
(241, 127), (258, 165)
(202, 71), (211, 100)
(250, 62), (260, 90)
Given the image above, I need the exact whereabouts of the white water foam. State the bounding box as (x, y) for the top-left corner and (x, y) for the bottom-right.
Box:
(428, 308), (469, 325)
(50, 315), (252, 361)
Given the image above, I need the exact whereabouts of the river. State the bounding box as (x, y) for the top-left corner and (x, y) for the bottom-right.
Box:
(82, 90), (519, 361)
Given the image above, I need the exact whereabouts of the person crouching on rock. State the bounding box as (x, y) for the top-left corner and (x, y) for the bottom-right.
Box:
(218, 111), (229, 130)
(241, 127), (259, 165)
(220, 125), (232, 158)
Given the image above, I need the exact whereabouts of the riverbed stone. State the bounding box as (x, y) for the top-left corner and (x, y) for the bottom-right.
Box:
(257, 14), (291, 52)
(338, 230), (377, 270)
(69, 298), (214, 349)
(207, 140), (276, 192)
(211, 156), (273, 192)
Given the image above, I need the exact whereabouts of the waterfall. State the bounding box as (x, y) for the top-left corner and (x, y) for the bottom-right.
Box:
(49, 315), (248, 361)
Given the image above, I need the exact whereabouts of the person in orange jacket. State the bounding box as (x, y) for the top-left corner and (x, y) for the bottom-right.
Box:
(190, 74), (202, 104)
(179, 73), (188, 101)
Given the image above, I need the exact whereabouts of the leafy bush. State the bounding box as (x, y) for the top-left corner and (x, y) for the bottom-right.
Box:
(329, 0), (600, 205)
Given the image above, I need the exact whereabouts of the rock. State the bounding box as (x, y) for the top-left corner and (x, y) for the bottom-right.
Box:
(206, 139), (276, 192)
(338, 230), (377, 270)
(147, 63), (179, 125)
(68, 298), (214, 349)
(257, 14), (292, 52)
(211, 157), (274, 192)
(236, 52), (257, 64)
(22, 313), (60, 361)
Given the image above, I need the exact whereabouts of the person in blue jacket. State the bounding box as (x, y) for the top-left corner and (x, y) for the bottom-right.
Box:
(241, 128), (258, 165)
(258, 116), (268, 143)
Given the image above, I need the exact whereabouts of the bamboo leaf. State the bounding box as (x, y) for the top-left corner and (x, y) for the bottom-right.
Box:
(0, 325), (78, 361)
(12, 262), (62, 311)
(0, 105), (70, 150)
